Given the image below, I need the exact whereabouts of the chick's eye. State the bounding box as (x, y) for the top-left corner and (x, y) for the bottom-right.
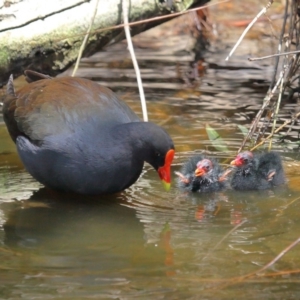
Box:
(155, 152), (161, 157)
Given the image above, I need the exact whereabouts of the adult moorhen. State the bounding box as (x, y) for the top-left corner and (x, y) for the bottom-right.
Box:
(2, 71), (175, 195)
(175, 155), (230, 193)
(230, 151), (285, 190)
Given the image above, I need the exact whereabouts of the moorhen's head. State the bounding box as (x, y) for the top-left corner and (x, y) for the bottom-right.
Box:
(194, 159), (213, 177)
(230, 151), (254, 167)
(139, 123), (175, 190)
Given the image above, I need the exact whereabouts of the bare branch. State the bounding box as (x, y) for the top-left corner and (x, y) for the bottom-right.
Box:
(0, 0), (90, 33)
(225, 1), (274, 61)
(72, 0), (99, 77)
(122, 0), (148, 121)
(249, 50), (300, 61)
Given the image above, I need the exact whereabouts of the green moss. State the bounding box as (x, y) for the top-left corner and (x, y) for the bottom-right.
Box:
(0, 47), (9, 70)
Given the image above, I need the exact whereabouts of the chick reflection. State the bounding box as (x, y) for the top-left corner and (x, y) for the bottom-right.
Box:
(179, 191), (245, 225)
(3, 188), (169, 274)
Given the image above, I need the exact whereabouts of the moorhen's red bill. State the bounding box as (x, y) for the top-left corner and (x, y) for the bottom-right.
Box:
(175, 155), (230, 193)
(230, 151), (285, 190)
(3, 71), (175, 195)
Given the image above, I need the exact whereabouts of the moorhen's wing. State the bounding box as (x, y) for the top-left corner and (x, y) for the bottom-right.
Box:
(3, 76), (140, 143)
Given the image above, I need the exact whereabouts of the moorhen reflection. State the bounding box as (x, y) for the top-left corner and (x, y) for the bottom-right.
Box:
(176, 155), (230, 193)
(2, 71), (175, 195)
(3, 189), (141, 249)
(2, 189), (169, 274)
(230, 151), (285, 190)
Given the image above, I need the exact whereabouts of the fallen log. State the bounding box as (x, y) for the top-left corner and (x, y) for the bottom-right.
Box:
(0, 0), (208, 85)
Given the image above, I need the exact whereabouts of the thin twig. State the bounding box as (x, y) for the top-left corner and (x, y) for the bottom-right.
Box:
(225, 0), (274, 61)
(122, 0), (148, 121)
(265, 14), (291, 148)
(72, 0), (100, 76)
(202, 219), (248, 261)
(268, 68), (285, 150)
(276, 196), (300, 216)
(250, 111), (300, 152)
(0, 0), (89, 33)
(269, 0), (289, 89)
(175, 270), (300, 283)
(261, 269), (300, 278)
(51, 0), (229, 44)
(249, 50), (300, 61)
(158, 116), (173, 126)
(238, 69), (285, 153)
(256, 236), (300, 274)
(218, 235), (300, 289)
(238, 0), (290, 151)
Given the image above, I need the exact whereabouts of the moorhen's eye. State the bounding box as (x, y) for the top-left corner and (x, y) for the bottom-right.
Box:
(203, 160), (212, 171)
(155, 152), (161, 158)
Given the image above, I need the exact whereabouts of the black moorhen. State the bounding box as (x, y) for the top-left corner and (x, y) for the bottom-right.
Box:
(230, 151), (285, 190)
(2, 70), (175, 195)
(175, 155), (230, 193)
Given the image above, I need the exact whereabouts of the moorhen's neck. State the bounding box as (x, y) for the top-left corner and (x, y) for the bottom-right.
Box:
(112, 121), (174, 169)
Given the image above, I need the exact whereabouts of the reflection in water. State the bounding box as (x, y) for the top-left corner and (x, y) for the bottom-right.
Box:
(0, 154), (300, 298)
(1, 188), (174, 297)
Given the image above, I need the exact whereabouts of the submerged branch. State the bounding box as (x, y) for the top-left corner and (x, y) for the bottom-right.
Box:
(217, 235), (300, 290)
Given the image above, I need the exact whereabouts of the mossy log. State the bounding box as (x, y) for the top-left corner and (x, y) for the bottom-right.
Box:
(0, 0), (206, 85)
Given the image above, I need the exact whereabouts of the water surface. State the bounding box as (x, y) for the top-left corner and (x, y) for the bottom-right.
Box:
(1, 6), (300, 299)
